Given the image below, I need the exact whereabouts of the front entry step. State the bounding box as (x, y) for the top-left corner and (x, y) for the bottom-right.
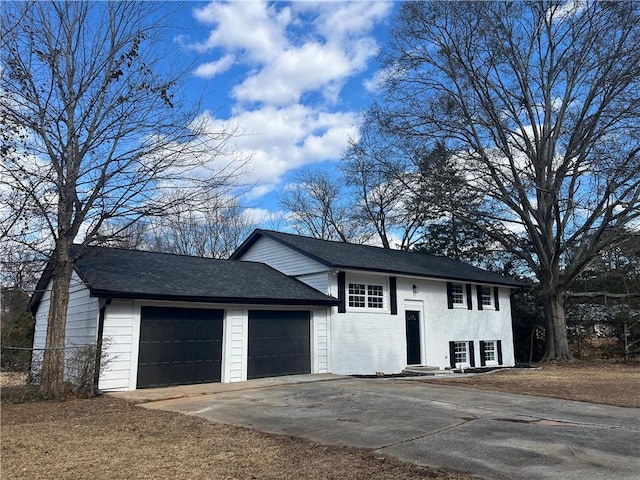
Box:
(402, 365), (451, 376)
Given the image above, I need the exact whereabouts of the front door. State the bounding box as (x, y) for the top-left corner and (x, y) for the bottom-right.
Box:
(405, 310), (421, 365)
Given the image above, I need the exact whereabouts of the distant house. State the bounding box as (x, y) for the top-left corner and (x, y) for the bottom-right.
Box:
(31, 230), (524, 391)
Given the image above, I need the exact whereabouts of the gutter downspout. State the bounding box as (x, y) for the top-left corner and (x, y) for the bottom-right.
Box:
(93, 296), (112, 395)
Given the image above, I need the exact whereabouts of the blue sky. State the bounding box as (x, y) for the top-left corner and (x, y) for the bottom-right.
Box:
(171, 1), (397, 224)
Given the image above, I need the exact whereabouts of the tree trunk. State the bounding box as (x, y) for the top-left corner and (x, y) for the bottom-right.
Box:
(40, 250), (74, 397)
(541, 290), (573, 361)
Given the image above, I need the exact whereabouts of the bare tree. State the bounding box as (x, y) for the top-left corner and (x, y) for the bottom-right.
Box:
(148, 194), (254, 259)
(342, 119), (427, 250)
(1, 1), (243, 395)
(278, 168), (371, 243)
(367, 1), (640, 360)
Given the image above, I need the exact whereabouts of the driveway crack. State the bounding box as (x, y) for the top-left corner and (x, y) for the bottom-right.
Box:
(373, 417), (479, 451)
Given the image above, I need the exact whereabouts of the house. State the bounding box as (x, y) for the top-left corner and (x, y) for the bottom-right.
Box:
(231, 230), (524, 376)
(31, 230), (524, 391)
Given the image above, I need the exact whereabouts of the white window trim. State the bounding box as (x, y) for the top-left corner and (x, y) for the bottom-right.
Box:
(346, 274), (389, 313)
(451, 282), (467, 309)
(454, 340), (469, 368)
(483, 339), (499, 366)
(479, 285), (495, 310)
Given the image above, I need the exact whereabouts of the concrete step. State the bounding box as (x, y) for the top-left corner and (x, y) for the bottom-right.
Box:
(402, 365), (449, 376)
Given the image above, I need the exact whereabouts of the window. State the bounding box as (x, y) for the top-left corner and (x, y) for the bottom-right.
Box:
(348, 283), (384, 309)
(483, 340), (496, 363)
(451, 283), (464, 305)
(367, 285), (384, 308)
(454, 341), (468, 364)
(480, 340), (501, 366)
(348, 283), (366, 307)
(449, 340), (475, 368)
(480, 286), (493, 307)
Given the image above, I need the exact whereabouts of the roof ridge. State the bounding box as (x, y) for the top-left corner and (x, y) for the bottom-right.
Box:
(258, 229), (459, 260)
(78, 244), (231, 262)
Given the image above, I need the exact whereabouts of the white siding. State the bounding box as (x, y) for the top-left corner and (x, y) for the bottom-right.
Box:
(33, 273), (99, 349)
(296, 272), (330, 294)
(313, 308), (329, 373)
(32, 272), (100, 382)
(238, 237), (327, 276)
(99, 299), (135, 391)
(65, 273), (99, 347)
(225, 309), (246, 382)
(32, 282), (51, 352)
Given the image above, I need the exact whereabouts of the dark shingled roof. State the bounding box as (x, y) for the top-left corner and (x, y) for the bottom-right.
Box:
(31, 245), (339, 312)
(233, 230), (526, 288)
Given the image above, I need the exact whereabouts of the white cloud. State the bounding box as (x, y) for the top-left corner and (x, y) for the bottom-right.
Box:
(241, 207), (281, 225)
(295, 1), (391, 42)
(232, 41), (354, 105)
(188, 1), (392, 202)
(363, 66), (391, 93)
(191, 1), (391, 108)
(195, 106), (358, 196)
(548, 0), (587, 23)
(193, 54), (235, 79)
(192, 1), (289, 62)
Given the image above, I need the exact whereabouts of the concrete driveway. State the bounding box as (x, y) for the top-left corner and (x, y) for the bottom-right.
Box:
(136, 376), (639, 480)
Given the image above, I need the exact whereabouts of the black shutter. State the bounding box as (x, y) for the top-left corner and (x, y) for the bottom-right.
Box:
(337, 271), (346, 313)
(390, 276), (397, 315)
(476, 285), (484, 310)
(446, 282), (453, 309)
(497, 340), (503, 365)
(479, 341), (486, 367)
(449, 341), (456, 368)
(466, 284), (472, 310)
(469, 341), (475, 367)
(494, 286), (500, 311)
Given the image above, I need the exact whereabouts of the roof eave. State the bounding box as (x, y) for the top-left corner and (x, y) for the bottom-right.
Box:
(89, 290), (340, 306)
(332, 265), (527, 288)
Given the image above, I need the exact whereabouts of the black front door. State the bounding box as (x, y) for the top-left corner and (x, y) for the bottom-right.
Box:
(406, 310), (421, 365)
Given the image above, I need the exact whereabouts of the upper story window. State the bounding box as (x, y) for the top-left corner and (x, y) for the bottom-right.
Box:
(480, 286), (493, 307)
(348, 282), (384, 309)
(451, 283), (465, 305)
(449, 283), (467, 308)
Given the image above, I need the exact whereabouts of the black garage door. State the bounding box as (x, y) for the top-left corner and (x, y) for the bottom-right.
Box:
(137, 306), (223, 389)
(247, 310), (311, 380)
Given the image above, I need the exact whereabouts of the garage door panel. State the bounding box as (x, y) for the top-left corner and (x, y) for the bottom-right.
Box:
(137, 306), (223, 388)
(248, 310), (311, 380)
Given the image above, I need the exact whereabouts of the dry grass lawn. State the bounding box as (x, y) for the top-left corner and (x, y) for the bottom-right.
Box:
(417, 362), (640, 408)
(2, 362), (638, 479)
(1, 395), (466, 480)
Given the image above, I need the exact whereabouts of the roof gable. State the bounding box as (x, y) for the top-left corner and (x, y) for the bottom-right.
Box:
(233, 230), (526, 288)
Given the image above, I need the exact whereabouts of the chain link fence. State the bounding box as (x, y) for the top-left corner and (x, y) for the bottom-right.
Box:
(1, 342), (111, 398)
